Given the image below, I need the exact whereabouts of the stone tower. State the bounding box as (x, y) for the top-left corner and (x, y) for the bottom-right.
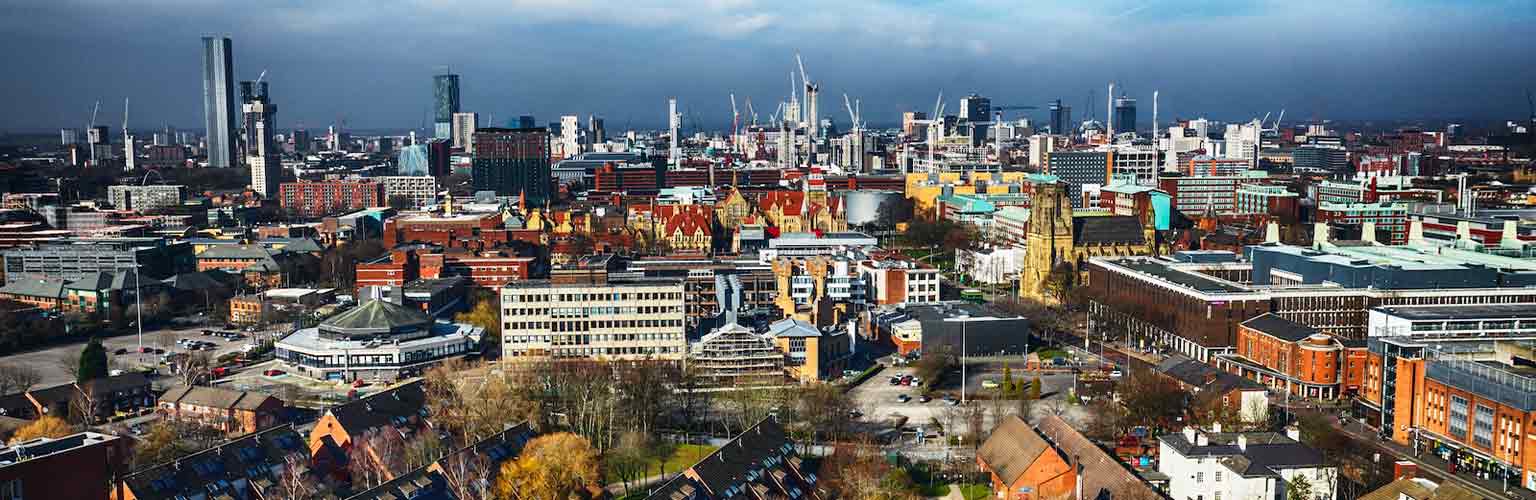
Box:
(1021, 176), (1076, 300)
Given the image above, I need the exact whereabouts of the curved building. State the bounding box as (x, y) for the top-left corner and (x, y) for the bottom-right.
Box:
(275, 299), (482, 382)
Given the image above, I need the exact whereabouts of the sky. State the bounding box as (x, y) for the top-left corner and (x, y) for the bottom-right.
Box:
(1, 0), (1534, 133)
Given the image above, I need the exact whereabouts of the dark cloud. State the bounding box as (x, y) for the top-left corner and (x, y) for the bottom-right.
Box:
(1, 0), (1532, 133)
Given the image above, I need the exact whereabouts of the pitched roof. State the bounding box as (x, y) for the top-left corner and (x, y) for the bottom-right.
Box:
(977, 414), (1059, 486)
(1036, 415), (1165, 500)
(1155, 355), (1264, 394)
(1159, 430), (1326, 477)
(346, 468), (456, 500)
(199, 244), (279, 260)
(0, 277), (66, 299)
(1073, 215), (1146, 245)
(647, 417), (820, 500)
(1240, 313), (1321, 342)
(766, 318), (820, 338)
(320, 299), (433, 335)
(160, 385), (280, 411)
(121, 424), (309, 500)
(325, 381), (428, 437)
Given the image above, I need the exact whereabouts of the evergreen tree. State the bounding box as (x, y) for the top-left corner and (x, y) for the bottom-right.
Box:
(77, 337), (109, 383)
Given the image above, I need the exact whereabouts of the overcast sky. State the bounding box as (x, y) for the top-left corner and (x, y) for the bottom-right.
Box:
(2, 0), (1534, 132)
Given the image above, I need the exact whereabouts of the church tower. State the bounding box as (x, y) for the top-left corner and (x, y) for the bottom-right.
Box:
(1021, 176), (1076, 300)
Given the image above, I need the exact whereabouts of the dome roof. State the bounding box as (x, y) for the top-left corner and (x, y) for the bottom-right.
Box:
(319, 299), (433, 339)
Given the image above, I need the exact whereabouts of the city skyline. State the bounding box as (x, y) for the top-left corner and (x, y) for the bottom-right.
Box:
(2, 0), (1534, 132)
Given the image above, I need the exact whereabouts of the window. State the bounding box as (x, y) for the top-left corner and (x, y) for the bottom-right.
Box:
(1474, 405), (1494, 448)
(1196, 471), (1204, 483)
(1448, 395), (1470, 438)
(1215, 471), (1223, 482)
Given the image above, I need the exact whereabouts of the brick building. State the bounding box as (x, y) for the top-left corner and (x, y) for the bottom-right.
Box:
(157, 385), (285, 434)
(0, 432), (128, 500)
(278, 180), (384, 218)
(1217, 313), (1367, 400)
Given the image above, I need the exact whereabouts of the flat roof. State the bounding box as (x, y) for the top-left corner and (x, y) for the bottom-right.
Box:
(1375, 304), (1536, 321)
(1119, 260), (1248, 293)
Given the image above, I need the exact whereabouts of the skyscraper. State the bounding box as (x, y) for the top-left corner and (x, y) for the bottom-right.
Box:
(472, 128), (550, 204)
(241, 82), (280, 198)
(960, 93), (991, 146)
(433, 73), (460, 139)
(1048, 100), (1072, 135)
(202, 36), (237, 168)
(451, 112), (478, 152)
(1113, 96), (1137, 137)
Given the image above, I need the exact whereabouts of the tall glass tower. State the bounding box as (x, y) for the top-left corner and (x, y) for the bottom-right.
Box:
(202, 36), (237, 168)
(433, 74), (460, 139)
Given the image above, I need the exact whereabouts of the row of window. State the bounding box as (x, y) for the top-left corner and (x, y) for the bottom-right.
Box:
(505, 319), (684, 332)
(503, 291), (683, 303)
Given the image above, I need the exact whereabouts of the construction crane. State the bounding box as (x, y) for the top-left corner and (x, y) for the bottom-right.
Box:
(88, 100), (100, 166)
(255, 69), (267, 86)
(745, 97), (757, 128)
(1527, 89), (1534, 124)
(730, 93), (739, 153)
(906, 90), (947, 172)
(123, 98), (135, 170)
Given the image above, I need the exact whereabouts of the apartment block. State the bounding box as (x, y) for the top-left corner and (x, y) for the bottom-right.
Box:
(499, 278), (687, 360)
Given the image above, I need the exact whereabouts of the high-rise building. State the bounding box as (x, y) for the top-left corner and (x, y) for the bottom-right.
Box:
(398, 145), (429, 176)
(107, 185), (187, 212)
(291, 129), (310, 153)
(433, 73), (460, 139)
(559, 115), (581, 157)
(427, 139), (451, 177)
(60, 128), (79, 146)
(241, 81), (280, 198)
(162, 125), (178, 145)
(451, 112), (478, 152)
(1049, 100), (1072, 135)
(588, 115), (605, 144)
(901, 111), (927, 139)
(472, 128), (551, 204)
(960, 93), (991, 146)
(499, 278), (688, 360)
(1113, 96), (1137, 136)
(201, 36), (237, 168)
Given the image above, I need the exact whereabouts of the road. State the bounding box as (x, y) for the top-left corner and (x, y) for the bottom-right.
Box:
(1, 324), (274, 388)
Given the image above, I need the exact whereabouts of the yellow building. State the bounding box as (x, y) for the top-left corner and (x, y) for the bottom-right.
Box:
(767, 318), (852, 383)
(904, 171), (1032, 219)
(1019, 175), (1160, 301)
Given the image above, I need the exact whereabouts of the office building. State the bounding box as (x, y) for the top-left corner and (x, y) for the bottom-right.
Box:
(427, 138), (451, 176)
(433, 73), (459, 139)
(1316, 202), (1409, 245)
(59, 128), (79, 146)
(499, 277), (688, 360)
(588, 114), (605, 143)
(451, 111), (477, 152)
(471, 127), (551, 204)
(1113, 96), (1137, 136)
(377, 176), (439, 208)
(106, 184), (186, 212)
(1041, 149), (1167, 206)
(559, 114), (581, 157)
(1048, 99), (1071, 135)
(241, 81), (280, 198)
(1293, 146), (1349, 173)
(960, 93), (991, 146)
(2, 237), (195, 281)
(201, 36), (237, 168)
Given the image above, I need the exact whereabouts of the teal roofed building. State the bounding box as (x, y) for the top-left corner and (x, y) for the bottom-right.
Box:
(937, 192), (1031, 229)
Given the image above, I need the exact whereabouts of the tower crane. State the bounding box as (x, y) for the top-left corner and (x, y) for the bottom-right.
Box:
(906, 90), (947, 172)
(730, 93), (739, 153)
(88, 100), (100, 166)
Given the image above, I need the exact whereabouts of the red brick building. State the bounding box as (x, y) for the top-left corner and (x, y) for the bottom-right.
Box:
(279, 180), (384, 218)
(1, 432), (128, 500)
(356, 245), (534, 291)
(1218, 313), (1367, 400)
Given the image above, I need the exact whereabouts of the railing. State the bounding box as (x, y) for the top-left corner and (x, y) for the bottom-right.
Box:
(1426, 359), (1536, 411)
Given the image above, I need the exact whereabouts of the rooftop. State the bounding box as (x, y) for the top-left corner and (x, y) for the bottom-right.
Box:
(1373, 303), (1536, 321)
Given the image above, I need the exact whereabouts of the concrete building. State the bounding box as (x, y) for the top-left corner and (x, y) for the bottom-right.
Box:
(499, 277), (687, 360)
(241, 81), (281, 198)
(106, 184), (186, 212)
(2, 237), (194, 281)
(377, 176), (439, 208)
(274, 299), (482, 381)
(451, 111), (478, 152)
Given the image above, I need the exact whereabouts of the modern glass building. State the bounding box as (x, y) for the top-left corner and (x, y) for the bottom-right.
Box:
(433, 73), (460, 139)
(201, 36), (237, 168)
(397, 145), (429, 176)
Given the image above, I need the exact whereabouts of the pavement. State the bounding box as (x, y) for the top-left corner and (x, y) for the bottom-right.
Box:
(0, 323), (272, 388)
(1335, 418), (1531, 499)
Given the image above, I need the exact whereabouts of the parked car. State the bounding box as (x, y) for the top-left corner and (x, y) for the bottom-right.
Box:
(263, 369), (286, 377)
(919, 395), (932, 403)
(896, 394), (911, 403)
(114, 348), (128, 355)
(981, 379), (999, 389)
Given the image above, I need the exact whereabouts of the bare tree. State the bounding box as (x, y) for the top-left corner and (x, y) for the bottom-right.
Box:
(262, 452), (318, 500)
(56, 352), (81, 382)
(438, 448), (494, 500)
(349, 428), (407, 488)
(0, 364), (41, 396)
(176, 351), (212, 387)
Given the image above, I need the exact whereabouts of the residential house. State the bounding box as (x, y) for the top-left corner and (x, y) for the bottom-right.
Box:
(976, 414), (1075, 500)
(1158, 426), (1337, 500)
(646, 416), (827, 500)
(158, 385), (285, 434)
(113, 425), (311, 500)
(307, 381), (429, 466)
(1035, 414), (1166, 500)
(1156, 355), (1270, 425)
(24, 373), (153, 423)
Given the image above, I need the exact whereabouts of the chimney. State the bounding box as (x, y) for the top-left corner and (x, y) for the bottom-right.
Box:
(1265, 221), (1280, 244)
(1285, 425), (1301, 441)
(1501, 220), (1521, 249)
(1073, 454), (1084, 500)
(1237, 434), (1248, 452)
(1211, 422), (1222, 434)
(1408, 219), (1425, 243)
(1182, 427), (1197, 443)
(1361, 221), (1377, 244)
(1313, 222), (1330, 249)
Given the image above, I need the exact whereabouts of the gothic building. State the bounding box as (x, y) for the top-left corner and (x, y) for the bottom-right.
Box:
(1020, 175), (1160, 301)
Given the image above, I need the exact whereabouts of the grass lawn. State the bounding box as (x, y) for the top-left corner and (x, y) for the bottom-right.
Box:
(606, 443), (719, 483)
(957, 483), (990, 500)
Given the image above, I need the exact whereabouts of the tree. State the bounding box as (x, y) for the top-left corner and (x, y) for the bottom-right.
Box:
(1116, 369), (1189, 431)
(454, 290), (502, 348)
(1285, 475), (1314, 500)
(0, 364), (41, 396)
(77, 338), (109, 383)
(1029, 375), (1043, 400)
(177, 351), (213, 387)
(263, 452), (319, 500)
(1041, 262), (1077, 304)
(607, 431), (655, 497)
(349, 428), (406, 489)
(439, 447), (494, 500)
(495, 433), (601, 500)
(820, 441), (917, 500)
(12, 415), (72, 441)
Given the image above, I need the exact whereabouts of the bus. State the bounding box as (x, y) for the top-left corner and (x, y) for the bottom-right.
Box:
(960, 288), (985, 304)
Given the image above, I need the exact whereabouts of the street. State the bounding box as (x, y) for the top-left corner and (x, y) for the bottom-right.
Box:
(0, 324), (276, 388)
